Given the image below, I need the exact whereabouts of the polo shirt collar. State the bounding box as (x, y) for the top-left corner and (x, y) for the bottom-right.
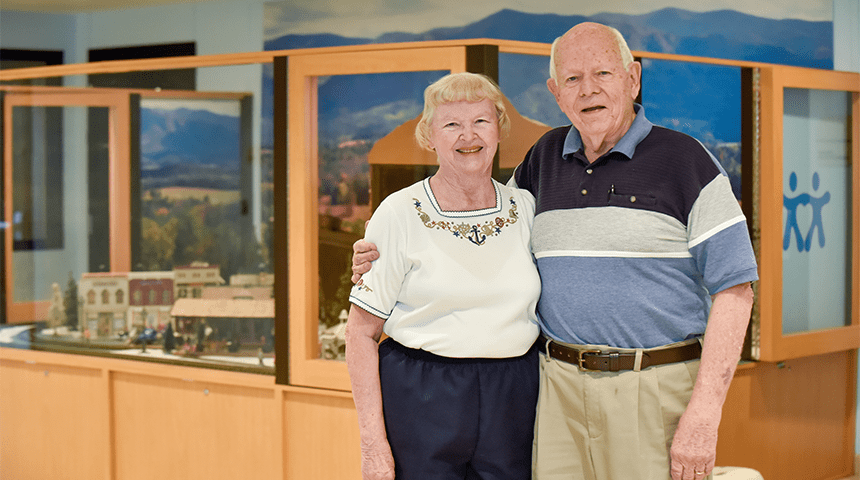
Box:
(562, 103), (653, 160)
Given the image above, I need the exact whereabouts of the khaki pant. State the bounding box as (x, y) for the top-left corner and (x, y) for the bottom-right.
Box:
(533, 341), (712, 480)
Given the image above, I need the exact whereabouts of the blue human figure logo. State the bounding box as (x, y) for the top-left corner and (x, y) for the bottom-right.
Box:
(783, 172), (810, 252)
(804, 172), (830, 250)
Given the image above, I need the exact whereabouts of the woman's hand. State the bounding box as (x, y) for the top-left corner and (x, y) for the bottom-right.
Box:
(361, 443), (395, 480)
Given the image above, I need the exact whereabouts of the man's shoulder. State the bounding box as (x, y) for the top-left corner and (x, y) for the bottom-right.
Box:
(523, 125), (571, 163)
(534, 125), (571, 146)
(642, 125), (709, 154)
(377, 180), (427, 208)
(638, 125), (724, 185)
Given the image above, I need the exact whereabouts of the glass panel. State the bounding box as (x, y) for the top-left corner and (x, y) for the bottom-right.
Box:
(12, 106), (64, 251)
(126, 63), (275, 369)
(641, 59), (743, 200)
(136, 93), (274, 364)
(11, 104), (108, 318)
(499, 52), (567, 128)
(782, 88), (853, 334)
(316, 71), (446, 361)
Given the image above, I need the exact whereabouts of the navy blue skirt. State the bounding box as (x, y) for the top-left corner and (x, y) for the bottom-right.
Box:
(378, 338), (539, 480)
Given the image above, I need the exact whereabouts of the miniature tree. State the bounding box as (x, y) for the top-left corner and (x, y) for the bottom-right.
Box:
(163, 322), (176, 354)
(64, 273), (79, 329)
(48, 282), (66, 328)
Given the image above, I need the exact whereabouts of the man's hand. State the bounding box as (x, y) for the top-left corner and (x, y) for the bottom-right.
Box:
(669, 407), (718, 480)
(670, 282), (753, 480)
(351, 239), (379, 283)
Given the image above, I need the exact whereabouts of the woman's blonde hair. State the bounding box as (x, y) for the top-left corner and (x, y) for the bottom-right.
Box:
(414, 72), (510, 152)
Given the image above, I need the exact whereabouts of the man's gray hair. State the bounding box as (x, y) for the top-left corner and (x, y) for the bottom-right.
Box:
(548, 24), (634, 83)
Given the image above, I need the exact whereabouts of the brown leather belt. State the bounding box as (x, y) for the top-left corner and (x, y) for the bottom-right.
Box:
(538, 336), (702, 372)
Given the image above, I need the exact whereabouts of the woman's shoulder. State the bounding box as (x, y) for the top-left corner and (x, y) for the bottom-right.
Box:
(495, 179), (535, 219)
(375, 178), (430, 210)
(496, 179), (535, 204)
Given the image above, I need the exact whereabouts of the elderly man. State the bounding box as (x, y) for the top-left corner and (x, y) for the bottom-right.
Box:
(510, 22), (757, 480)
(353, 22), (757, 480)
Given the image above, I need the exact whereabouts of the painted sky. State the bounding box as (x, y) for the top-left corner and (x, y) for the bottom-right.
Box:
(264, 0), (832, 40)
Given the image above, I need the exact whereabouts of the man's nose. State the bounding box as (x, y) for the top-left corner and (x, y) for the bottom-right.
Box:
(580, 75), (599, 95)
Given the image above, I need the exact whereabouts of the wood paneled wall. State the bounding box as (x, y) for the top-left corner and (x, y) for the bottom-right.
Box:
(717, 350), (857, 480)
(0, 348), (358, 480)
(0, 346), (855, 480)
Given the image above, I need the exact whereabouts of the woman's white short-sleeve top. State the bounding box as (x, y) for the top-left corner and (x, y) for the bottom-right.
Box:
(349, 178), (540, 358)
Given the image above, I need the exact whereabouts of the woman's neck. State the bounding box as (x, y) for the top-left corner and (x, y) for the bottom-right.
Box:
(429, 172), (496, 211)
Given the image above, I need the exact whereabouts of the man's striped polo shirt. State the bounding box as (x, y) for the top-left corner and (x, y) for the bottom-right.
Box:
(510, 105), (758, 349)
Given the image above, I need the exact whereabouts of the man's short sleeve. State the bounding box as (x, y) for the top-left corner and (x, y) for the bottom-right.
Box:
(687, 174), (759, 294)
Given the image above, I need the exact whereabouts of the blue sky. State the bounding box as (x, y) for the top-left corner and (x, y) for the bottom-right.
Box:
(264, 0), (832, 40)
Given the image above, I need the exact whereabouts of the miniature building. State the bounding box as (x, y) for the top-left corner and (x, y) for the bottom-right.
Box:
(174, 261), (225, 299)
(228, 272), (274, 288)
(77, 265), (240, 340)
(79, 273), (130, 338)
(127, 271), (175, 330)
(170, 297), (274, 348)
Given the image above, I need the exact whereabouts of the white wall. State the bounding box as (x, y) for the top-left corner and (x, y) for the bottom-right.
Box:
(0, 0), (265, 63)
(0, 10), (75, 52)
(834, 0), (860, 74)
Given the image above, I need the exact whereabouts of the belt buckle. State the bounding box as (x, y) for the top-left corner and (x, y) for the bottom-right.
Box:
(577, 349), (602, 371)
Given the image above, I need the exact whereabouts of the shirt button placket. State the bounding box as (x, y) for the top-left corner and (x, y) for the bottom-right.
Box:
(580, 166), (595, 199)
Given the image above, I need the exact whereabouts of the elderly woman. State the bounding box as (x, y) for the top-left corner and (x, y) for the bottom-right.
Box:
(345, 72), (541, 480)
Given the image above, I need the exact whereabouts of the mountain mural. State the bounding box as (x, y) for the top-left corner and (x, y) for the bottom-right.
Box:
(143, 7), (829, 193)
(262, 7), (831, 146)
(265, 8), (832, 69)
(140, 107), (242, 190)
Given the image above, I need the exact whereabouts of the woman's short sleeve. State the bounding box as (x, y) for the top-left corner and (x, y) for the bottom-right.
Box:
(348, 199), (409, 319)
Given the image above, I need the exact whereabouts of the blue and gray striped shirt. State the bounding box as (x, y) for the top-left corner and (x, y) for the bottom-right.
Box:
(510, 105), (758, 349)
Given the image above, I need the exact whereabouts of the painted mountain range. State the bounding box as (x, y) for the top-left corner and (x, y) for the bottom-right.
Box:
(141, 7), (830, 192)
(266, 8), (832, 68)
(263, 7), (830, 145)
(140, 107), (241, 190)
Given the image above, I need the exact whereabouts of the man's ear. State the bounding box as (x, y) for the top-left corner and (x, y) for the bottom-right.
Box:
(546, 77), (559, 98)
(628, 61), (642, 100)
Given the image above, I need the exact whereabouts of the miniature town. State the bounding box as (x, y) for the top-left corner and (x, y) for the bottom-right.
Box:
(25, 262), (348, 366)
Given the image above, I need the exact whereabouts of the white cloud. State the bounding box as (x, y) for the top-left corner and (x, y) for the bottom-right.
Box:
(141, 99), (241, 117)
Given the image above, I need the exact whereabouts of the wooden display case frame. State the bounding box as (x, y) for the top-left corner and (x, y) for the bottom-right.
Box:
(2, 86), (132, 322)
(753, 66), (860, 361)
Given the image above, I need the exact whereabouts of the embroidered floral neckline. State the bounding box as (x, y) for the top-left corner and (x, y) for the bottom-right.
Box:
(414, 179), (520, 246)
(421, 177), (502, 217)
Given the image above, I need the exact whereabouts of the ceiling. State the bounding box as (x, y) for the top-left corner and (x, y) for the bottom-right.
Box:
(1, 0), (203, 14)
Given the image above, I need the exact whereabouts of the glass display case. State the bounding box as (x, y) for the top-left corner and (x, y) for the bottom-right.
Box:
(0, 40), (857, 387)
(1, 61), (275, 373)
